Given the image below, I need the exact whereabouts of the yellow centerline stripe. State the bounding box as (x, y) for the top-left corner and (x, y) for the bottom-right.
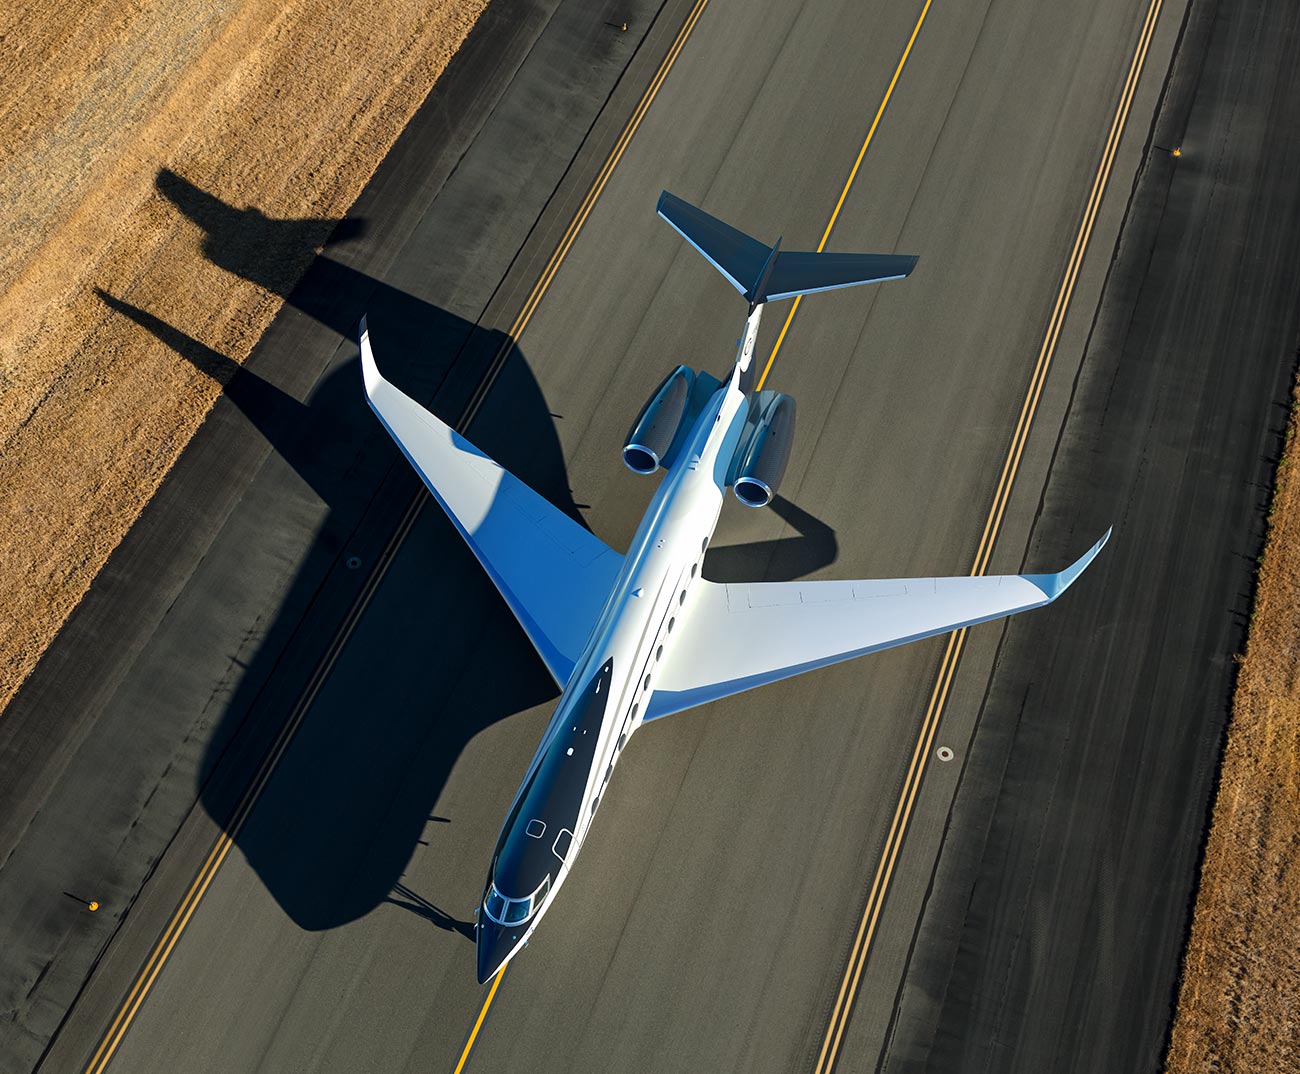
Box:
(451, 968), (507, 1074)
(755, 0), (933, 393)
(81, 0), (1162, 1066)
(79, 3), (713, 1072)
(810, 1), (1165, 1072)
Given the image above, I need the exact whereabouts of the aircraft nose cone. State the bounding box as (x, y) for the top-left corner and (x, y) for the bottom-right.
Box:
(475, 919), (513, 985)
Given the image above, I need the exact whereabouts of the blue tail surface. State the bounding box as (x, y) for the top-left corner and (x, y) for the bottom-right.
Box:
(656, 191), (917, 307)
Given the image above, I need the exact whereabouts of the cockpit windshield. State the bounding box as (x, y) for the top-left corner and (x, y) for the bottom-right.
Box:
(483, 875), (551, 926)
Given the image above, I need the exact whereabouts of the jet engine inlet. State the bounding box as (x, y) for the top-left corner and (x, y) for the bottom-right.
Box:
(732, 392), (796, 507)
(623, 366), (695, 473)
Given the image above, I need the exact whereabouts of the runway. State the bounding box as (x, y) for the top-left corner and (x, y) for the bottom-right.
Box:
(883, 0), (1300, 1067)
(6, 0), (1279, 1069)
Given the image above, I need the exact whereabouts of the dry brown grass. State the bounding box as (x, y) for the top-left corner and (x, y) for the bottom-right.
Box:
(1166, 383), (1300, 1073)
(0, 0), (488, 710)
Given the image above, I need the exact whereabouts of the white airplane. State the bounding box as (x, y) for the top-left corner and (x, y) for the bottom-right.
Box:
(360, 191), (1109, 983)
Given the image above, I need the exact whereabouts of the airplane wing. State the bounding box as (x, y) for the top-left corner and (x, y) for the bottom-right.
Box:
(643, 531), (1110, 719)
(360, 320), (623, 687)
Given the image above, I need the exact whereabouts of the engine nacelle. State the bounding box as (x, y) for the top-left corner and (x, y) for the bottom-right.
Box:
(623, 366), (695, 473)
(731, 392), (796, 507)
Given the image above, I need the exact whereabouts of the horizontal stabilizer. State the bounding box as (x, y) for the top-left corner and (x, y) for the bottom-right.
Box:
(761, 250), (918, 301)
(643, 529), (1111, 720)
(657, 190), (916, 306)
(657, 191), (771, 299)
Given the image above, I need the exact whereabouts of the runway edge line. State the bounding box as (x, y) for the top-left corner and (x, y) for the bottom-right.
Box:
(73, 3), (713, 1073)
(450, 3), (713, 1068)
(810, 2), (1166, 1072)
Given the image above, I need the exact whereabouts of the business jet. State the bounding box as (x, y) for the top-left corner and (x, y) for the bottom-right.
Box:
(360, 191), (1109, 983)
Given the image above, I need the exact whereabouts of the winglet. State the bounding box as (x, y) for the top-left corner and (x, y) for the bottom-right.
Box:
(359, 314), (384, 398)
(1020, 528), (1112, 602)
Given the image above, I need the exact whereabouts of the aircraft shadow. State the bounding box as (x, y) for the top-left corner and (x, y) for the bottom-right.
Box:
(98, 171), (582, 932)
(387, 883), (476, 941)
(101, 170), (838, 935)
(150, 168), (587, 507)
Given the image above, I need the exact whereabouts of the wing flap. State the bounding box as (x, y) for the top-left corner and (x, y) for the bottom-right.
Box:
(645, 532), (1110, 719)
(361, 321), (622, 686)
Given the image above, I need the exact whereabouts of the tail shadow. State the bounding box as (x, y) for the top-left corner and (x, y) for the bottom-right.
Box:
(157, 167), (368, 313)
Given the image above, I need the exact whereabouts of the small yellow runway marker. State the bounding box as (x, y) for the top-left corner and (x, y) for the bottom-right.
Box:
(64, 890), (99, 912)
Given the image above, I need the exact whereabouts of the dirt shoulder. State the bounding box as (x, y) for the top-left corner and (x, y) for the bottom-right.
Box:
(1165, 385), (1300, 1072)
(0, 0), (488, 711)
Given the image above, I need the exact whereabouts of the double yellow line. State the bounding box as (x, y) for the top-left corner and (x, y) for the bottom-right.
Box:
(81, 0), (1163, 1066)
(462, 0), (714, 428)
(80, 463), (425, 1074)
(810, 0), (1165, 1071)
(451, 3), (933, 1069)
(450, 5), (717, 1069)
(79, 2), (715, 1073)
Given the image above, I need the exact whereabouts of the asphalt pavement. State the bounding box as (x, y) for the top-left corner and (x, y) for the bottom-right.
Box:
(3, 0), (676, 1067)
(879, 0), (1300, 1069)
(5, 0), (1282, 1071)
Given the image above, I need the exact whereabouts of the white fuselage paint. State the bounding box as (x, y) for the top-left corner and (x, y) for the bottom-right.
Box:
(488, 307), (764, 969)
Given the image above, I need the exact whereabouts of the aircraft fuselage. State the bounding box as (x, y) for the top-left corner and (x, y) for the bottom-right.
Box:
(363, 192), (1104, 989)
(474, 309), (763, 982)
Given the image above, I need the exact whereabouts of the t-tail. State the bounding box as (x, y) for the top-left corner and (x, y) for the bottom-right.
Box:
(656, 190), (917, 386)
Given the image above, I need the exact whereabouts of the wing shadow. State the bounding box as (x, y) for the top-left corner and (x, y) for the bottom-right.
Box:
(96, 171), (590, 931)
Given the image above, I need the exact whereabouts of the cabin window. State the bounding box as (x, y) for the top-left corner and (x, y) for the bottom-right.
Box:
(526, 819), (546, 839)
(552, 828), (573, 863)
(668, 617), (675, 633)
